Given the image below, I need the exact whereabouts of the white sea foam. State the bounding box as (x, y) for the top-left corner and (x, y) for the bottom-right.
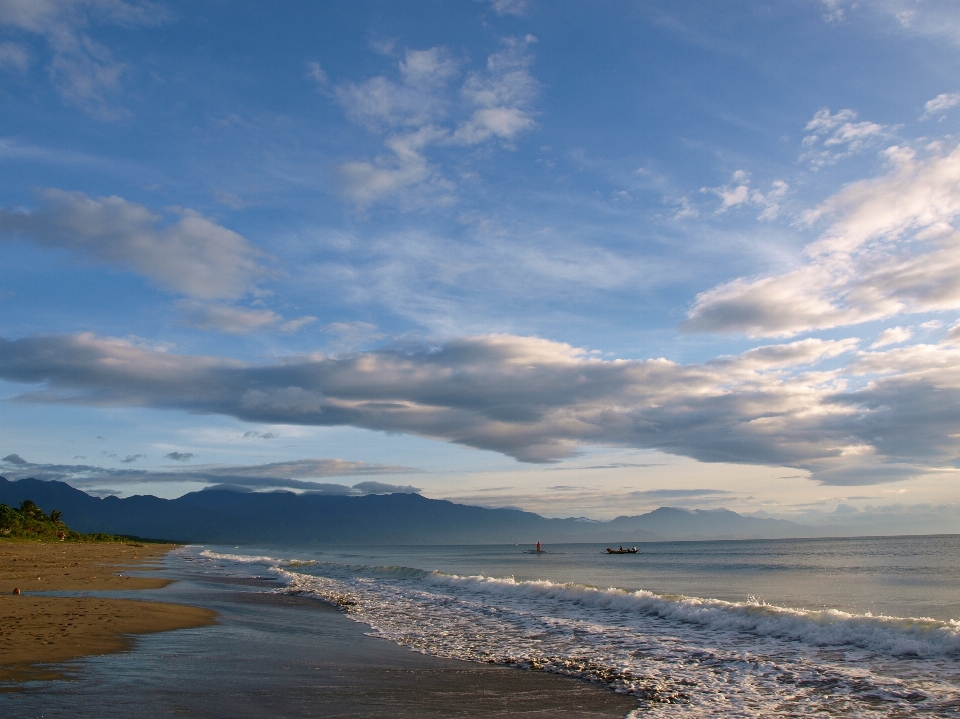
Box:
(196, 549), (318, 568)
(425, 573), (960, 658)
(189, 548), (960, 717)
(198, 550), (281, 564)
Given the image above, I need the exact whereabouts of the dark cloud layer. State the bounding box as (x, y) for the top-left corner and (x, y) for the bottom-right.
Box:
(2, 332), (959, 484)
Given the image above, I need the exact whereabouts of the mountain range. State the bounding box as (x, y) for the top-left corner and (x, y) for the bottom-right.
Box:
(1, 476), (812, 545)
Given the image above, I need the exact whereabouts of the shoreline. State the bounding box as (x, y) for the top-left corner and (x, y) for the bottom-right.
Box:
(2, 551), (639, 718)
(0, 542), (216, 684)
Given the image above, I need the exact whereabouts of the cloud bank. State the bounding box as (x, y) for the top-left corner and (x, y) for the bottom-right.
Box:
(0, 456), (420, 494)
(3, 331), (959, 484)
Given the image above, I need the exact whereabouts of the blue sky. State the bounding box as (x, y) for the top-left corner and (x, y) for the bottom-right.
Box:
(2, 0), (960, 530)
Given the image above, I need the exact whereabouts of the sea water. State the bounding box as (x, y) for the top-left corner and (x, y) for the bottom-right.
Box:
(186, 536), (960, 717)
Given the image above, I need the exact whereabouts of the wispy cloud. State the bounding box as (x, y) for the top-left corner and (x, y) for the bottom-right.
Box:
(0, 189), (271, 300)
(0, 189), (323, 335)
(306, 222), (646, 335)
(628, 488), (735, 499)
(920, 92), (960, 121)
(702, 170), (788, 220)
(0, 40), (29, 70)
(305, 60), (328, 87)
(486, 0), (531, 17)
(684, 143), (960, 336)
(0, 0), (169, 120)
(800, 108), (890, 169)
(819, 0), (845, 23)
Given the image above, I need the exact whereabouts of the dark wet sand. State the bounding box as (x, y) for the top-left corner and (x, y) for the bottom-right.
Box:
(3, 562), (638, 718)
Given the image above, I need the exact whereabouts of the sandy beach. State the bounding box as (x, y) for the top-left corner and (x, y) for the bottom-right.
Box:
(0, 542), (216, 683)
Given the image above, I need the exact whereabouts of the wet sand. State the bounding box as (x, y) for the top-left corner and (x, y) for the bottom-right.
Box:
(0, 542), (216, 683)
(2, 556), (639, 717)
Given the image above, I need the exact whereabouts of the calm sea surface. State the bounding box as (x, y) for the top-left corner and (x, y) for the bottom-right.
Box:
(190, 535), (960, 717)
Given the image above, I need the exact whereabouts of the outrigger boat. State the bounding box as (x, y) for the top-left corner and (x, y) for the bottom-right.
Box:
(605, 547), (638, 554)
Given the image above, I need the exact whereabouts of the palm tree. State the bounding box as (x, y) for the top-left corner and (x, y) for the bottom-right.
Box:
(50, 509), (63, 525)
(19, 500), (44, 520)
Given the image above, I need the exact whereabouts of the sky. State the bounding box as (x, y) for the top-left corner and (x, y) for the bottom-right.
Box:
(1, 0), (960, 531)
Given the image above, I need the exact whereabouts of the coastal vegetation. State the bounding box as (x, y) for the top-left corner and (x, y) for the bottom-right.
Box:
(0, 499), (143, 543)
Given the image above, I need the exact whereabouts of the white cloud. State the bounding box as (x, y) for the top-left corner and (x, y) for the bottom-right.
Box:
(921, 92), (960, 120)
(399, 47), (459, 87)
(702, 170), (789, 220)
(335, 75), (443, 131)
(4, 331), (957, 484)
(334, 37), (538, 206)
(452, 106), (535, 145)
(452, 35), (538, 145)
(685, 142), (960, 336)
(870, 326), (912, 349)
(334, 48), (459, 132)
(800, 108), (889, 169)
(0, 0), (168, 120)
(672, 196), (699, 220)
(337, 126), (453, 206)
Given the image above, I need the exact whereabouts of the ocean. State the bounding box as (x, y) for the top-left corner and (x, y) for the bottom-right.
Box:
(190, 535), (960, 717)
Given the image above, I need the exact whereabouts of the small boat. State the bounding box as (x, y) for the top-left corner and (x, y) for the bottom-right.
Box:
(605, 547), (638, 554)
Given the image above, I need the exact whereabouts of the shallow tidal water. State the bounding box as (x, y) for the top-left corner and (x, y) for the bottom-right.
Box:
(1, 562), (633, 718)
